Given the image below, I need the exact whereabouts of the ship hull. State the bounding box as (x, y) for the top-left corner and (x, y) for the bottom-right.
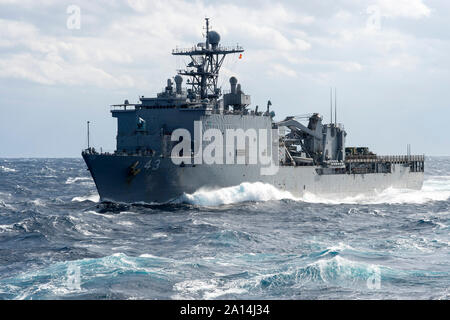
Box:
(82, 153), (424, 203)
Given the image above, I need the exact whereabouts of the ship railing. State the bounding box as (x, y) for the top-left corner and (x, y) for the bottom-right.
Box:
(345, 155), (425, 163)
(172, 45), (244, 55)
(110, 105), (136, 111)
(83, 148), (158, 157)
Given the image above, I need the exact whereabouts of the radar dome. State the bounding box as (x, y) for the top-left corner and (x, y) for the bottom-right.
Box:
(208, 31), (220, 45)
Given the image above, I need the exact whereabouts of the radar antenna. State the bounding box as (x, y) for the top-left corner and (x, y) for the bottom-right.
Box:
(172, 18), (244, 101)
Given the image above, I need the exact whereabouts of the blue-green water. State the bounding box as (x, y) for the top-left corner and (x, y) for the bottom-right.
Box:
(0, 157), (449, 299)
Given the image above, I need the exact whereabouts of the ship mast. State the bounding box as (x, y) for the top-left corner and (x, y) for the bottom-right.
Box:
(172, 18), (244, 101)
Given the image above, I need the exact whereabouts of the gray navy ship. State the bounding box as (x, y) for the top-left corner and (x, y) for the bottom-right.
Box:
(82, 19), (424, 203)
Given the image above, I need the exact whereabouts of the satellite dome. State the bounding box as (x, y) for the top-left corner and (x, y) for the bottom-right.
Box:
(208, 31), (220, 45)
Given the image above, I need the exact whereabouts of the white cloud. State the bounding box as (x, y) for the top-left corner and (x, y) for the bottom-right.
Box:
(0, 0), (56, 4)
(374, 0), (431, 19)
(293, 38), (311, 51)
(0, 0), (449, 157)
(0, 18), (138, 87)
(0, 0), (317, 88)
(0, 53), (135, 87)
(0, 0), (442, 90)
(268, 63), (297, 78)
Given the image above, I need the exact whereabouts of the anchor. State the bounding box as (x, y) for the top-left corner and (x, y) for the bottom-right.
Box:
(127, 161), (141, 183)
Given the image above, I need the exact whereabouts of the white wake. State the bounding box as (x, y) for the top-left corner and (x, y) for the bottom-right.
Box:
(176, 176), (450, 206)
(302, 176), (450, 205)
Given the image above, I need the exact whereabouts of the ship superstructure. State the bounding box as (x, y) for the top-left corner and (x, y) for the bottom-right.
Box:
(82, 19), (424, 203)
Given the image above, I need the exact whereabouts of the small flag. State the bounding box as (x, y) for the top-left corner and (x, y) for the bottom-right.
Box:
(239, 53), (242, 59)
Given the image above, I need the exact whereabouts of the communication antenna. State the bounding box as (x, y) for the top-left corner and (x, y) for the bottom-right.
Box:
(87, 121), (90, 149)
(334, 87), (337, 125)
(330, 87), (333, 124)
(205, 17), (210, 49)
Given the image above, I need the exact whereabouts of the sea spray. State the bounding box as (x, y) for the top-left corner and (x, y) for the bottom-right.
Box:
(175, 175), (450, 206)
(177, 182), (298, 206)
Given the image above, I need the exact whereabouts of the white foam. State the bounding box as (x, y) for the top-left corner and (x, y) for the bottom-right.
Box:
(0, 224), (14, 233)
(393, 237), (434, 253)
(117, 221), (134, 227)
(151, 232), (168, 239)
(73, 224), (95, 236)
(30, 199), (45, 207)
(322, 242), (355, 253)
(172, 279), (246, 300)
(174, 175), (450, 206)
(0, 165), (16, 173)
(177, 182), (298, 206)
(71, 194), (100, 203)
(139, 253), (162, 259)
(65, 177), (93, 184)
(301, 179), (450, 205)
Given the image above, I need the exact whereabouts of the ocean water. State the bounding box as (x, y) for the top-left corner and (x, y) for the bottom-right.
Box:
(0, 157), (449, 300)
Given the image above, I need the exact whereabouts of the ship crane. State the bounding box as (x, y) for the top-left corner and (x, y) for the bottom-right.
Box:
(277, 117), (322, 140)
(277, 114), (336, 165)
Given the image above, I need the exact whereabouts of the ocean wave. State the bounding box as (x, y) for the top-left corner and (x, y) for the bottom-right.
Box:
(254, 255), (383, 292)
(299, 175), (450, 204)
(0, 165), (16, 173)
(301, 186), (450, 205)
(173, 278), (247, 300)
(0, 199), (15, 211)
(172, 255), (382, 299)
(29, 199), (46, 207)
(173, 176), (450, 206)
(176, 182), (298, 206)
(0, 224), (15, 233)
(0, 253), (172, 299)
(65, 177), (93, 184)
(71, 194), (100, 203)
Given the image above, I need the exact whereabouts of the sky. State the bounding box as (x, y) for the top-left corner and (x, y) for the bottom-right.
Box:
(0, 0), (449, 157)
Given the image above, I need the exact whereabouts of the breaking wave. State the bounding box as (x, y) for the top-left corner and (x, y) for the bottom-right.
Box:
(0, 165), (16, 173)
(71, 194), (100, 203)
(172, 254), (392, 299)
(0, 253), (172, 299)
(174, 175), (450, 206)
(177, 182), (298, 206)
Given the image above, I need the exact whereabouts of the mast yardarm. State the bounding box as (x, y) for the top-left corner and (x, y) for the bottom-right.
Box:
(172, 18), (244, 101)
